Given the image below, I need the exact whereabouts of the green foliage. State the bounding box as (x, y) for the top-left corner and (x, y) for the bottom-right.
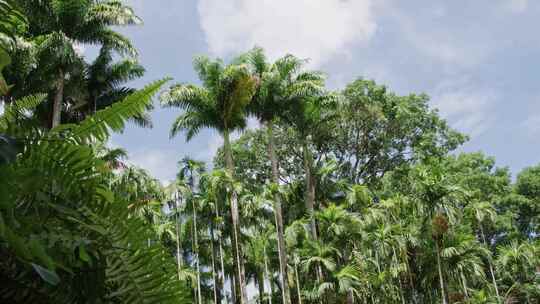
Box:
(2, 4), (538, 302)
(0, 47), (13, 95)
(160, 55), (257, 139)
(0, 79), (188, 303)
(56, 78), (169, 142)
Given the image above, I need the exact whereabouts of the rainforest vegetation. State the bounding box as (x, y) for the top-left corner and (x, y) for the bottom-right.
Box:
(0, 1), (538, 303)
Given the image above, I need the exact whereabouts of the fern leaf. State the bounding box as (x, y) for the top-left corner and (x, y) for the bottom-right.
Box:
(54, 78), (169, 143)
(0, 94), (46, 131)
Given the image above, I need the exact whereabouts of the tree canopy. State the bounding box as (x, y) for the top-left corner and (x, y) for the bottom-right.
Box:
(0, 2), (538, 304)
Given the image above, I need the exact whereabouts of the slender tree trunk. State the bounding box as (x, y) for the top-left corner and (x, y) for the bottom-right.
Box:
(223, 129), (248, 304)
(266, 121), (291, 304)
(257, 272), (265, 304)
(435, 241), (448, 304)
(406, 250), (419, 304)
(51, 69), (64, 128)
(175, 191), (183, 279)
(346, 291), (354, 304)
(480, 225), (500, 302)
(216, 203), (228, 304)
(211, 223), (220, 304)
(301, 140), (323, 285)
(294, 260), (302, 304)
(231, 273), (237, 304)
(263, 246), (272, 304)
(192, 199), (202, 304)
(273, 209), (285, 302)
(302, 140), (317, 240)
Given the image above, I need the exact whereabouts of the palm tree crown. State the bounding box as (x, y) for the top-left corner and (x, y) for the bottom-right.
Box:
(160, 55), (257, 140)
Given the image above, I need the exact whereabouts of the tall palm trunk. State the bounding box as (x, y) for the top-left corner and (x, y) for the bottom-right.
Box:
(175, 191), (183, 279)
(406, 250), (419, 304)
(302, 140), (317, 239)
(294, 260), (302, 304)
(51, 69), (64, 128)
(301, 140), (323, 284)
(192, 199), (202, 304)
(480, 225), (500, 301)
(215, 201), (228, 304)
(257, 272), (265, 304)
(211, 223), (220, 304)
(435, 241), (448, 304)
(231, 273), (237, 304)
(266, 121), (291, 304)
(223, 129), (248, 304)
(263, 245), (272, 304)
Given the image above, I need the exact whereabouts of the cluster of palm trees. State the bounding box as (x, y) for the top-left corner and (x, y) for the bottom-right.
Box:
(2, 0), (148, 129)
(159, 49), (328, 304)
(156, 48), (539, 304)
(1, 1), (538, 303)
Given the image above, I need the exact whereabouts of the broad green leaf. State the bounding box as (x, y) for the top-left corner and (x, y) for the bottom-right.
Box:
(31, 263), (60, 286)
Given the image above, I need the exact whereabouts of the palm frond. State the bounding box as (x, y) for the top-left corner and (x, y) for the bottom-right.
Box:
(160, 84), (211, 112)
(107, 59), (145, 88)
(86, 0), (142, 26)
(170, 110), (215, 140)
(192, 55), (223, 90)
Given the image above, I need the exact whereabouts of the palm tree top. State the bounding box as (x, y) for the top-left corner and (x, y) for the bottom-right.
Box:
(239, 47), (326, 123)
(160, 55), (258, 140)
(18, 0), (141, 57)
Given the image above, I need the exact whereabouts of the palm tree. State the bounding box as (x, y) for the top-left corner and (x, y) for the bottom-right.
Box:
(465, 200), (501, 300)
(314, 204), (363, 303)
(164, 181), (186, 280)
(441, 229), (488, 301)
(245, 225), (275, 304)
(78, 45), (146, 121)
(496, 241), (538, 302)
(202, 169), (240, 304)
(241, 47), (324, 304)
(410, 162), (463, 304)
(15, 0), (140, 128)
(178, 157), (205, 304)
(160, 56), (258, 304)
(284, 93), (335, 241)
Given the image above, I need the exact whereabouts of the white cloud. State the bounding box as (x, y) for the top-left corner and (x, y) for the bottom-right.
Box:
(522, 113), (540, 136)
(431, 78), (498, 137)
(197, 0), (377, 66)
(128, 148), (179, 184)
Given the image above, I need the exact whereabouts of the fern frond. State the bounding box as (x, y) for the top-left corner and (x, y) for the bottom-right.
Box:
(56, 79), (168, 143)
(0, 94), (45, 130)
(88, 203), (190, 304)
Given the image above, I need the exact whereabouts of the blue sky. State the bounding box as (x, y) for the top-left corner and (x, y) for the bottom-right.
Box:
(104, 0), (539, 183)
